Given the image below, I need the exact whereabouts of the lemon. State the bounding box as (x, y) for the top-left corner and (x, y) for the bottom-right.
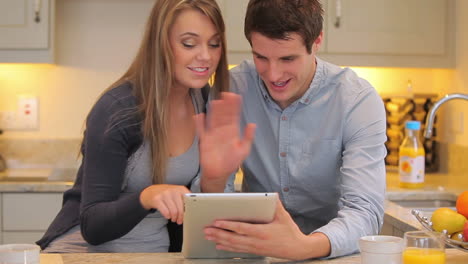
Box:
(431, 207), (467, 235)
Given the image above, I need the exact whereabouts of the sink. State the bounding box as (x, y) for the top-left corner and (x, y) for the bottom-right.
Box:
(389, 200), (456, 216)
(384, 191), (459, 235)
(387, 191), (458, 214)
(390, 199), (456, 208)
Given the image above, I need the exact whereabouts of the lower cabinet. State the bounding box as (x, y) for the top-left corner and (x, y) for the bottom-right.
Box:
(0, 193), (63, 244)
(380, 220), (405, 237)
(380, 213), (416, 238)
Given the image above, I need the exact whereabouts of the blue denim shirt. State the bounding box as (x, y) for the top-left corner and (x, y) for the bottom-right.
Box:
(229, 58), (387, 258)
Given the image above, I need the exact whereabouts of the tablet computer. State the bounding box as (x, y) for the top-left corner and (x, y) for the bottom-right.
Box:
(182, 192), (278, 259)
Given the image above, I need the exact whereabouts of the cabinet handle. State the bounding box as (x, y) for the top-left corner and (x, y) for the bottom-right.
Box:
(34, 0), (42, 23)
(334, 0), (342, 28)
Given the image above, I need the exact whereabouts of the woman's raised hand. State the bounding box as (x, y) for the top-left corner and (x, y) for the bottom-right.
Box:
(194, 92), (256, 192)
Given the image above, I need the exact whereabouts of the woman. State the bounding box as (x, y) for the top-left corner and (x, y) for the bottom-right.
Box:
(37, 0), (229, 253)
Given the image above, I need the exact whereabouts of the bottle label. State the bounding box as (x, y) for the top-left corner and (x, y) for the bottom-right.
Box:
(399, 155), (425, 183)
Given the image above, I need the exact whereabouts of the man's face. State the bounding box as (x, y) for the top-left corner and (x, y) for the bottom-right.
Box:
(251, 32), (323, 109)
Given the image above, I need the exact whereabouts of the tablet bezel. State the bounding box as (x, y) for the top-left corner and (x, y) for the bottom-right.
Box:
(182, 192), (278, 259)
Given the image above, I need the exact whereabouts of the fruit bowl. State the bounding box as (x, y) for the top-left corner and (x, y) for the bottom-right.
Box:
(411, 209), (468, 252)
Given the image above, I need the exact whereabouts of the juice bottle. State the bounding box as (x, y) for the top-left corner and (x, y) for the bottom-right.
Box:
(399, 121), (425, 188)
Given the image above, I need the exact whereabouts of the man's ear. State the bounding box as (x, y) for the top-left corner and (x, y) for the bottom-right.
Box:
(313, 31), (324, 53)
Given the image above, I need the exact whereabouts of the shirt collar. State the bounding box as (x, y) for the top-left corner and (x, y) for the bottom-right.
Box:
(257, 72), (271, 103)
(300, 56), (326, 105)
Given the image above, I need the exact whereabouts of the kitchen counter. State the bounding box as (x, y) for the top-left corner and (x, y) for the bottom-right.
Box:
(384, 187), (457, 234)
(0, 168), (74, 192)
(39, 249), (468, 264)
(386, 171), (467, 195)
(0, 167), (460, 193)
(0, 169), (463, 233)
(383, 171), (466, 234)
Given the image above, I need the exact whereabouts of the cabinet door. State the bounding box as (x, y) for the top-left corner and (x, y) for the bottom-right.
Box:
(325, 0), (446, 55)
(0, 0), (50, 49)
(0, 0), (54, 63)
(2, 193), (62, 231)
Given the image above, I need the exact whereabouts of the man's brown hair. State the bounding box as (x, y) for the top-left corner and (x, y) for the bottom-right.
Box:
(244, 0), (323, 54)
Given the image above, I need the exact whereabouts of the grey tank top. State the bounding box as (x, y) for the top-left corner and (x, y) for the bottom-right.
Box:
(43, 89), (204, 253)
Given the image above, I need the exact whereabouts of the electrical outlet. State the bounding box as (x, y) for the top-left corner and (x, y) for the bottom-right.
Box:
(0, 111), (17, 130)
(17, 95), (39, 130)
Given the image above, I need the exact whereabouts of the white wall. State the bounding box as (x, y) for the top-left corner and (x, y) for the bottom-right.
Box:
(443, 0), (468, 146)
(0, 0), (154, 139)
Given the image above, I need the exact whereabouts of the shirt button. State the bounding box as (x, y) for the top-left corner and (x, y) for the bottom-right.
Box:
(280, 152), (287, 157)
(281, 116), (288, 121)
(283, 187), (290, 192)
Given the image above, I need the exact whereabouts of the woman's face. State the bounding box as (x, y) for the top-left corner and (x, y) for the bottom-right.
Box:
(170, 9), (222, 91)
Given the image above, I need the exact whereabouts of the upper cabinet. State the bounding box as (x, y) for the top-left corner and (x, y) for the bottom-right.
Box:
(217, 0), (455, 68)
(321, 0), (454, 67)
(0, 0), (55, 63)
(326, 0), (445, 55)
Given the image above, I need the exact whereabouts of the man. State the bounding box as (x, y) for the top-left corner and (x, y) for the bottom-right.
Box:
(195, 0), (387, 260)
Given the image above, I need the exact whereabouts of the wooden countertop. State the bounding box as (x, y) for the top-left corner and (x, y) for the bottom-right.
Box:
(39, 249), (468, 264)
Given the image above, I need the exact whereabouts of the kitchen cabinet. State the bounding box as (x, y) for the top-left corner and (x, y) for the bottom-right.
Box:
(0, 193), (62, 244)
(326, 0), (445, 55)
(322, 0), (454, 67)
(216, 0), (454, 68)
(380, 214), (407, 237)
(0, 0), (55, 63)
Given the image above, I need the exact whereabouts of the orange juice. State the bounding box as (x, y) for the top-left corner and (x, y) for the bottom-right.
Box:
(399, 121), (425, 188)
(399, 146), (425, 189)
(402, 248), (445, 264)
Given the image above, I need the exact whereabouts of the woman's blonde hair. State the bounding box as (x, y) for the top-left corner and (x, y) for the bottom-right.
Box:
(107, 0), (228, 184)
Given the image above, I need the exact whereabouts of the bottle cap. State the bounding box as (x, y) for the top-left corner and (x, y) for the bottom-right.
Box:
(405, 120), (421, 130)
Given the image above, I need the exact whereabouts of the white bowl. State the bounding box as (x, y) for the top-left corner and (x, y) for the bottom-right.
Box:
(359, 235), (404, 264)
(0, 244), (40, 264)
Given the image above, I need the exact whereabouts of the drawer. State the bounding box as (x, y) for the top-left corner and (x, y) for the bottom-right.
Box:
(2, 193), (62, 231)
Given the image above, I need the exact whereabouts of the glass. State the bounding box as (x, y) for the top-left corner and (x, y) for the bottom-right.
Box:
(359, 235), (404, 264)
(0, 244), (40, 264)
(403, 231), (446, 264)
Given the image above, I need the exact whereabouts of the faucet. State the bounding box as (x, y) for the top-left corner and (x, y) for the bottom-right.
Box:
(424, 93), (468, 138)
